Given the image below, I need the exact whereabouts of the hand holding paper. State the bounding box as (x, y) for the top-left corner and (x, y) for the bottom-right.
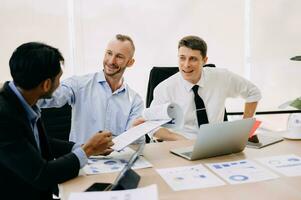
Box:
(112, 103), (183, 151)
(143, 103), (183, 129)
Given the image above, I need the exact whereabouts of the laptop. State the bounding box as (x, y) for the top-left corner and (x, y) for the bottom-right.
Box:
(247, 133), (283, 149)
(85, 143), (145, 191)
(170, 118), (255, 161)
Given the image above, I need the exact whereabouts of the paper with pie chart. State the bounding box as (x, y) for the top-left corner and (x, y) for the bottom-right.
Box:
(256, 154), (301, 176)
(206, 160), (279, 184)
(83, 147), (152, 175)
(156, 164), (225, 191)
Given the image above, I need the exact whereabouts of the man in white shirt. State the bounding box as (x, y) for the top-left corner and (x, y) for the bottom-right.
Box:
(151, 35), (261, 141)
(39, 34), (144, 144)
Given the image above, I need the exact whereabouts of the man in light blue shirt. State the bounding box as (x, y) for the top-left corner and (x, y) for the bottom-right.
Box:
(39, 34), (144, 144)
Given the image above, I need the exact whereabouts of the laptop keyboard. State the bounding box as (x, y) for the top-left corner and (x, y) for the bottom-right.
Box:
(182, 151), (192, 157)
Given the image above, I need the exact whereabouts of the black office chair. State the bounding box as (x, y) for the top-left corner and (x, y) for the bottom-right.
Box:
(145, 64), (228, 143)
(40, 104), (72, 141)
(146, 67), (179, 108)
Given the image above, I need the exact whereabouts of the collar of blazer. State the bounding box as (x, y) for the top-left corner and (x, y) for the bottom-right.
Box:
(1, 82), (40, 150)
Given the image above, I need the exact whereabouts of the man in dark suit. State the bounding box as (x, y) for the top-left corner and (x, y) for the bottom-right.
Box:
(0, 42), (114, 200)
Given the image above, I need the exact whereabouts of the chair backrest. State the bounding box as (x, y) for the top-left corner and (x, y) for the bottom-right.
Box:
(146, 67), (179, 108)
(145, 64), (228, 141)
(41, 104), (72, 141)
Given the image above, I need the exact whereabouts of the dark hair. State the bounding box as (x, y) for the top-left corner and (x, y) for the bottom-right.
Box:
(178, 35), (207, 58)
(116, 34), (135, 55)
(9, 42), (64, 90)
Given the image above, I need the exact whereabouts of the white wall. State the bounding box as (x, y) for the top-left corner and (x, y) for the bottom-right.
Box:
(1, 0), (300, 114)
(250, 0), (301, 110)
(75, 0), (245, 109)
(0, 0), (74, 80)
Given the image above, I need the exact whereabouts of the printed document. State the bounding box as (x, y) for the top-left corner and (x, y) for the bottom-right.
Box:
(156, 164), (225, 191)
(206, 159), (279, 184)
(256, 154), (301, 176)
(68, 184), (158, 200)
(112, 103), (183, 151)
(83, 147), (152, 175)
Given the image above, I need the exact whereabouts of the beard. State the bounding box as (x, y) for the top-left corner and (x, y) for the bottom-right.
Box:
(103, 63), (126, 77)
(41, 91), (53, 99)
(41, 85), (56, 99)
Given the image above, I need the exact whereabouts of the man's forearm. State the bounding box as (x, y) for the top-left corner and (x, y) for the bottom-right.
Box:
(153, 128), (186, 141)
(243, 102), (258, 118)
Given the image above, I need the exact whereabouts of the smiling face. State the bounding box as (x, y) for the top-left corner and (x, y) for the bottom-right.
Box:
(178, 46), (208, 84)
(103, 39), (134, 78)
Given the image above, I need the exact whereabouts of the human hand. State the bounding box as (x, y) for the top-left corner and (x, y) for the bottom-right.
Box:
(131, 117), (146, 127)
(154, 128), (187, 141)
(82, 131), (114, 157)
(99, 148), (114, 156)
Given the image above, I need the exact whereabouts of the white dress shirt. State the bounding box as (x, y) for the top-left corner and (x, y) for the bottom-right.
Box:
(38, 71), (144, 144)
(151, 67), (262, 139)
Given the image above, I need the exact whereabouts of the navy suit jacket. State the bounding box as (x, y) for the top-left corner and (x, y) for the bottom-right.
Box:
(0, 82), (80, 200)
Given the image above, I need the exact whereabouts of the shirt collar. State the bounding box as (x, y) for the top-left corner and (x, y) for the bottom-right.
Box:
(181, 69), (206, 92)
(97, 70), (127, 94)
(97, 70), (107, 83)
(8, 81), (41, 122)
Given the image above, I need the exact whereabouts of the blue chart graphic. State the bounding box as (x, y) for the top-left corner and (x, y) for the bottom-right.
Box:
(229, 175), (248, 181)
(192, 174), (207, 179)
(213, 165), (222, 169)
(288, 158), (300, 162)
(213, 161), (246, 170)
(104, 160), (118, 165)
(89, 158), (98, 163)
(90, 166), (99, 173)
(120, 159), (128, 164)
(199, 175), (206, 178)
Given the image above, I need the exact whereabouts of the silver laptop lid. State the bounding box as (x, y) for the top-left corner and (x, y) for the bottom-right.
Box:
(190, 118), (255, 160)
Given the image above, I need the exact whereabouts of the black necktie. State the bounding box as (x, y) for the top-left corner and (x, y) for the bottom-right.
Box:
(192, 85), (209, 127)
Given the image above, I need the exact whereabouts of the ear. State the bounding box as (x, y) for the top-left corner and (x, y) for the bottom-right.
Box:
(40, 78), (52, 93)
(126, 58), (135, 68)
(203, 56), (208, 64)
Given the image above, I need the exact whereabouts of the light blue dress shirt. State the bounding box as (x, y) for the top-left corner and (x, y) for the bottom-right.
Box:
(38, 71), (144, 144)
(9, 81), (87, 168)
